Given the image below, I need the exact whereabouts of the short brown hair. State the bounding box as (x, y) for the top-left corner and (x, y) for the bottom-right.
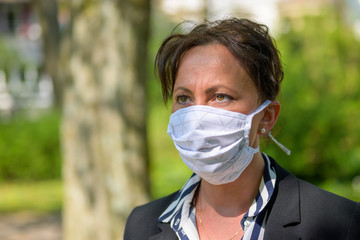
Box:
(155, 18), (284, 103)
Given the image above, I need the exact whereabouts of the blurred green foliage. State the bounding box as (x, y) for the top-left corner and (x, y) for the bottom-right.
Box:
(0, 110), (61, 181)
(0, 34), (60, 183)
(262, 12), (360, 184)
(0, 37), (31, 71)
(0, 38), (20, 69)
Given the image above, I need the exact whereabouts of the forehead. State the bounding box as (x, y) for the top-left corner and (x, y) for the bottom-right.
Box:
(175, 44), (255, 90)
(179, 44), (240, 70)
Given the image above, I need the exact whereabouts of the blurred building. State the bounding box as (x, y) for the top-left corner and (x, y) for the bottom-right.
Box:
(0, 0), (53, 115)
(278, 0), (360, 35)
(159, 0), (281, 33)
(158, 0), (360, 36)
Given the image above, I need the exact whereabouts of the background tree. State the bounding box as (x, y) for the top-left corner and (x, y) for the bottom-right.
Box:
(262, 9), (360, 186)
(61, 0), (151, 239)
(33, 0), (62, 106)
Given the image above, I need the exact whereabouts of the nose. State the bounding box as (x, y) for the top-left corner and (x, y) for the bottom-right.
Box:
(193, 95), (208, 106)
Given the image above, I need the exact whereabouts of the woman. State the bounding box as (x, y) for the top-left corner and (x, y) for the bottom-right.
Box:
(124, 18), (360, 240)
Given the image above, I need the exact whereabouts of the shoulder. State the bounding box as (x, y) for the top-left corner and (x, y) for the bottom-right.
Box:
(129, 191), (178, 220)
(274, 156), (358, 215)
(124, 191), (178, 239)
(268, 156), (360, 239)
(298, 179), (359, 220)
(297, 178), (360, 239)
(269, 155), (357, 207)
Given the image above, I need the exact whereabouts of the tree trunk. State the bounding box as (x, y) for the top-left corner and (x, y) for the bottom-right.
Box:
(33, 0), (62, 106)
(61, 0), (150, 239)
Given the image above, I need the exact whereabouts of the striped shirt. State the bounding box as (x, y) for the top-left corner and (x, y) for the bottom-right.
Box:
(158, 153), (277, 240)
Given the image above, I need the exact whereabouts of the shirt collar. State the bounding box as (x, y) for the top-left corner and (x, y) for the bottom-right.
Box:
(245, 153), (276, 218)
(158, 153), (277, 230)
(158, 173), (201, 226)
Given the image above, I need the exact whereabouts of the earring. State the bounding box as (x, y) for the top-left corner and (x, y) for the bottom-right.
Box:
(260, 128), (266, 134)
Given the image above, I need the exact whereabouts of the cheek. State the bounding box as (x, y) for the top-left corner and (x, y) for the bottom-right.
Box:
(171, 104), (177, 113)
(171, 99), (183, 113)
(248, 115), (262, 147)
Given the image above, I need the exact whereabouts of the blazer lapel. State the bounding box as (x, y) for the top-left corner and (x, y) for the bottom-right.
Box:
(149, 222), (178, 240)
(149, 158), (302, 240)
(264, 159), (302, 240)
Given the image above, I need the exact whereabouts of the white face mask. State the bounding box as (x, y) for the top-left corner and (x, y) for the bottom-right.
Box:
(167, 100), (272, 185)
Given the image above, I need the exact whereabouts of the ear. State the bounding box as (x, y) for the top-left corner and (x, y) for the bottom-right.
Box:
(257, 100), (280, 135)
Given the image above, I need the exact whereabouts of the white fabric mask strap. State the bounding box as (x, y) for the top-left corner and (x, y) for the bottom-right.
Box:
(268, 131), (291, 155)
(251, 100), (292, 155)
(250, 100), (272, 117)
(249, 146), (260, 154)
(244, 100), (272, 139)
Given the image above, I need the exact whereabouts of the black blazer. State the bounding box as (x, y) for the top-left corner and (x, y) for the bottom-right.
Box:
(124, 158), (360, 240)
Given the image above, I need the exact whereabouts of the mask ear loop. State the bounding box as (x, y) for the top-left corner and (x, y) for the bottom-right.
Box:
(267, 131), (291, 155)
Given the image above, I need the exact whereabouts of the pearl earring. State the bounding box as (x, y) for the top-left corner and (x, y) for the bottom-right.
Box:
(260, 128), (266, 134)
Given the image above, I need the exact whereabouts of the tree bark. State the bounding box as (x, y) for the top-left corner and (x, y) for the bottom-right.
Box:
(61, 0), (150, 239)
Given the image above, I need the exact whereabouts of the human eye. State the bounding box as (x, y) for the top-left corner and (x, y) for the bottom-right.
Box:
(214, 94), (233, 103)
(176, 95), (191, 104)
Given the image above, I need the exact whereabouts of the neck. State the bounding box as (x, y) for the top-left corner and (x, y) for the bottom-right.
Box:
(196, 152), (265, 217)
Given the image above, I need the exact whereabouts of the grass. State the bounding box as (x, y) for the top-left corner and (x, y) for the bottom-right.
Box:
(0, 180), (62, 213)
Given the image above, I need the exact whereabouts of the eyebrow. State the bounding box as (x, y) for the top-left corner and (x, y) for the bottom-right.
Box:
(173, 86), (193, 94)
(173, 85), (239, 96)
(204, 85), (236, 95)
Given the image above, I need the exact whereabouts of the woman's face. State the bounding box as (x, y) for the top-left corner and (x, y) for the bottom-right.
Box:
(172, 44), (260, 113)
(171, 44), (264, 147)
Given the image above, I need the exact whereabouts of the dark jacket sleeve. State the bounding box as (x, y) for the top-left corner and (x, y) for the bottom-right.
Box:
(124, 192), (178, 240)
(266, 157), (360, 240)
(297, 179), (360, 240)
(124, 206), (158, 240)
(346, 201), (360, 239)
